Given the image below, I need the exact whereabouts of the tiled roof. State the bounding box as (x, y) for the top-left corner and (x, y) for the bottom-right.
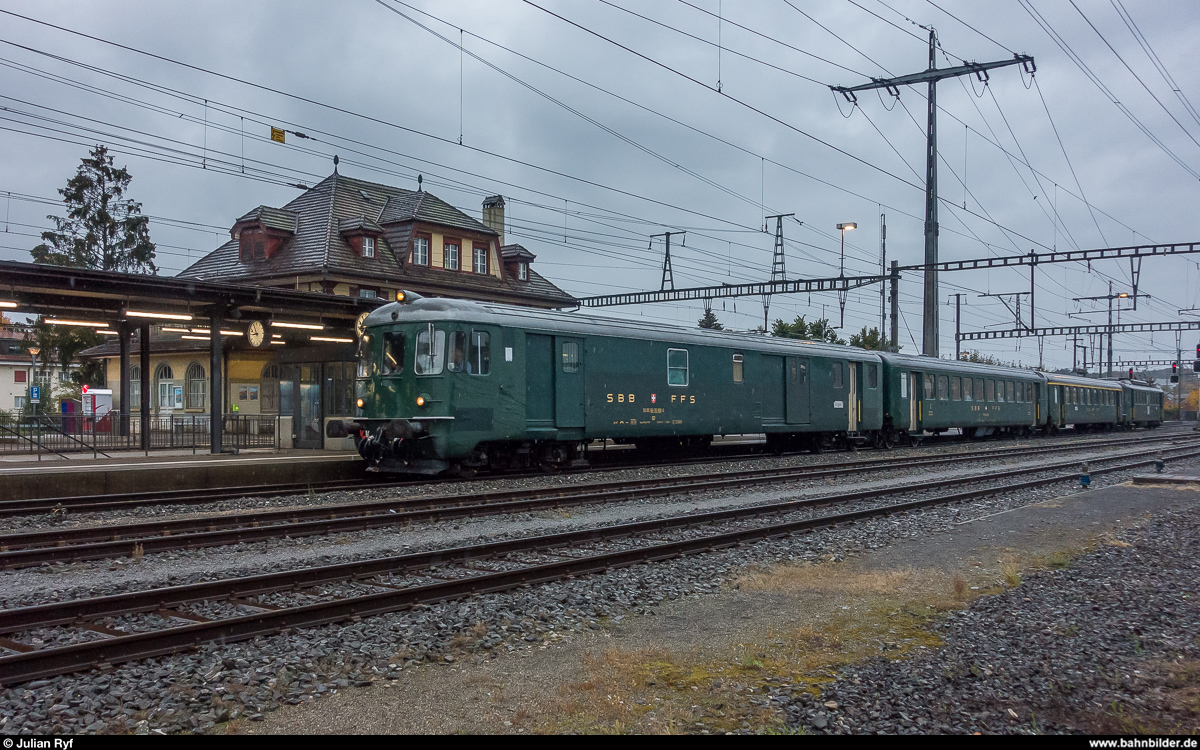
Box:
(501, 244), (536, 261)
(177, 172), (575, 308)
(234, 205), (298, 233)
(338, 216), (384, 235)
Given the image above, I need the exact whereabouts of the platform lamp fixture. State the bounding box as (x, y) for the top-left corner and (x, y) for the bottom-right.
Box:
(27, 346), (39, 415)
(835, 223), (857, 328)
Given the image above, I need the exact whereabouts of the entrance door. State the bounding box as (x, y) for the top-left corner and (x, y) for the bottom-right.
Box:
(761, 356), (784, 423)
(296, 364), (322, 449)
(909, 372), (920, 431)
(525, 334), (554, 428)
(847, 362), (858, 431)
(784, 357), (810, 424)
(554, 337), (585, 428)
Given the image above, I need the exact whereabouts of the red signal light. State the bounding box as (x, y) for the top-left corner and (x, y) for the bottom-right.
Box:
(1128, 368), (1135, 378)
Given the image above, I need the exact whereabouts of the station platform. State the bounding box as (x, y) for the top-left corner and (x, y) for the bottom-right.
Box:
(0, 449), (364, 502)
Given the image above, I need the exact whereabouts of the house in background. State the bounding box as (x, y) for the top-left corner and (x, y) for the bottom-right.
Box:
(82, 170), (576, 448)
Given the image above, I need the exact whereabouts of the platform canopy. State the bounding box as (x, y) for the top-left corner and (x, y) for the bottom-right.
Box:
(0, 260), (383, 454)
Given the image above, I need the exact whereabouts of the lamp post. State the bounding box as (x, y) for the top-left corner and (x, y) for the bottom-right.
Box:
(836, 223), (856, 328)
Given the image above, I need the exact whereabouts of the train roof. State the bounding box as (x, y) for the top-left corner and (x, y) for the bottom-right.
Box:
(1118, 379), (1164, 392)
(364, 296), (884, 362)
(1039, 372), (1124, 390)
(878, 351), (1041, 379)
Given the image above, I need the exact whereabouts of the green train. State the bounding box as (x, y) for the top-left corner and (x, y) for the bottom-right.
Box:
(338, 293), (1164, 474)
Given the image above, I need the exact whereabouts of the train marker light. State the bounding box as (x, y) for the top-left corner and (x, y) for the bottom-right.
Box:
(416, 394), (429, 407)
(356, 398), (365, 409)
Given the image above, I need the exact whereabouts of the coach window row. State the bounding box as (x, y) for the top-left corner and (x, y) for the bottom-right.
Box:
(926, 375), (1035, 403)
(1066, 387), (1115, 405)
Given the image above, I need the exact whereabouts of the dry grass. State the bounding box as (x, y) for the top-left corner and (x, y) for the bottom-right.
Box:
(132, 543), (144, 564)
(1000, 559), (1022, 587)
(952, 574), (968, 600)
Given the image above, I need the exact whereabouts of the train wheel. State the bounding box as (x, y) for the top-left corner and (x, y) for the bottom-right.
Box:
(871, 431), (885, 450)
(882, 431), (896, 450)
(908, 433), (921, 448)
(452, 463), (478, 479)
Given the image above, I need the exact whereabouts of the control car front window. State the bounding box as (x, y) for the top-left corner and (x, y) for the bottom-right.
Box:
(414, 327), (446, 375)
(382, 332), (405, 375)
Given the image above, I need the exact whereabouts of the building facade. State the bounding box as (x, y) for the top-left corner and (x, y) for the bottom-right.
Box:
(82, 171), (575, 449)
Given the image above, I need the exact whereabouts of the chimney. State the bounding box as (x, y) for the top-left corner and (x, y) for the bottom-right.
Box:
(482, 195), (505, 246)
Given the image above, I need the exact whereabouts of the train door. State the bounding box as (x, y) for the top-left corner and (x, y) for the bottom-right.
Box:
(762, 356), (785, 423)
(848, 362), (858, 431)
(525, 333), (554, 429)
(784, 357), (811, 424)
(1056, 386), (1064, 424)
(909, 372), (921, 431)
(554, 337), (585, 428)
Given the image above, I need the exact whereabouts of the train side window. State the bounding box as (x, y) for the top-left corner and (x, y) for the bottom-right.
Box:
(900, 372), (908, 398)
(667, 348), (689, 386)
(832, 362), (844, 389)
(937, 375), (948, 400)
(867, 364), (878, 389)
(1006, 381), (1015, 403)
(986, 379), (995, 401)
(468, 331), (490, 375)
(923, 374), (934, 400)
(798, 360), (807, 383)
(382, 331), (405, 375)
(950, 376), (961, 400)
(448, 331), (466, 372)
(963, 377), (973, 401)
(562, 341), (580, 373)
(414, 328), (446, 375)
(974, 378), (985, 401)
(733, 354), (744, 384)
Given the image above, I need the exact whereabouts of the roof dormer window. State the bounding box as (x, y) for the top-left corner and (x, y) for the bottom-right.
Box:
(518, 262), (528, 281)
(362, 237), (376, 258)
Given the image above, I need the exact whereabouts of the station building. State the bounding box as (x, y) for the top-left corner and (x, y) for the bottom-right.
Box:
(80, 170), (574, 449)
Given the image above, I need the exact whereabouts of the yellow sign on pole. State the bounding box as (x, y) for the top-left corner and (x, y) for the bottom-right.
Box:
(270, 127), (286, 143)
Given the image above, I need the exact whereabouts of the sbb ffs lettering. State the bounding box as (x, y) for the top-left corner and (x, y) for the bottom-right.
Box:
(606, 393), (635, 403)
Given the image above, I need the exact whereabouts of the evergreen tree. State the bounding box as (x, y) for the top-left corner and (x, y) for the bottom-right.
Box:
(32, 145), (157, 273)
(771, 315), (846, 345)
(848, 326), (895, 351)
(697, 308), (724, 330)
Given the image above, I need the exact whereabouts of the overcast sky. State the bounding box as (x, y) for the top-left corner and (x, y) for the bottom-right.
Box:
(2, 0), (1199, 371)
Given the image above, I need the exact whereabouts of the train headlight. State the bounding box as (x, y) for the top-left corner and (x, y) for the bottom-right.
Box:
(416, 394), (428, 408)
(356, 398), (364, 409)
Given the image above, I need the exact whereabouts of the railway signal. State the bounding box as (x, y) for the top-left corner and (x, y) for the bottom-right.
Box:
(1172, 362), (1179, 383)
(1128, 367), (1135, 378)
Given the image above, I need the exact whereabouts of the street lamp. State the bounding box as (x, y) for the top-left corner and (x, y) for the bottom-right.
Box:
(836, 223), (857, 277)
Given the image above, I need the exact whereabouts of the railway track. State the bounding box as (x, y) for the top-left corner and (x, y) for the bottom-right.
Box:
(0, 438), (1192, 686)
(2, 428), (1178, 518)
(0, 434), (1190, 568)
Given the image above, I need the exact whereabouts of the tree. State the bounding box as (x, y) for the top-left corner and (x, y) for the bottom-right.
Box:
(697, 308), (724, 330)
(770, 315), (846, 345)
(32, 145), (157, 273)
(848, 326), (895, 351)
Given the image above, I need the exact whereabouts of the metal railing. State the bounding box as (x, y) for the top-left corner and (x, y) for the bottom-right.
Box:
(0, 412), (280, 457)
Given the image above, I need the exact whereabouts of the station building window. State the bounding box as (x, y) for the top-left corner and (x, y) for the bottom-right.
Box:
(261, 364), (280, 413)
(468, 331), (490, 375)
(733, 354), (744, 383)
(667, 348), (689, 386)
(443, 241), (460, 271)
(129, 365), (141, 411)
(473, 244), (488, 275)
(156, 364), (174, 409)
(412, 236), (430, 266)
(362, 237), (376, 259)
(185, 362), (206, 410)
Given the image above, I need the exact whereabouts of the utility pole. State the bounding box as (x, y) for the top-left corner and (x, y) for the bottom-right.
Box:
(879, 214), (887, 339)
(978, 291), (1032, 330)
(832, 31), (1034, 358)
(761, 215), (794, 332)
(889, 260), (900, 353)
(951, 293), (963, 359)
(653, 231), (683, 292)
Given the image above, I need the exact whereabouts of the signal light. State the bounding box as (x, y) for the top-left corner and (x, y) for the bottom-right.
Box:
(1196, 342), (1200, 359)
(1128, 368), (1135, 378)
(1174, 363), (1179, 374)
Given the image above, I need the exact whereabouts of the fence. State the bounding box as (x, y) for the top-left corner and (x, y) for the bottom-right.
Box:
(0, 412), (280, 457)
